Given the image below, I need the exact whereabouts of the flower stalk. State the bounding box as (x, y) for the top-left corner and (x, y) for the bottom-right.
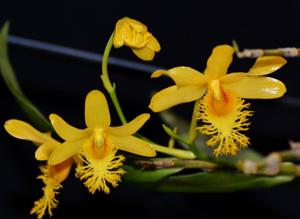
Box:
(150, 143), (196, 160)
(101, 32), (127, 124)
(187, 102), (199, 144)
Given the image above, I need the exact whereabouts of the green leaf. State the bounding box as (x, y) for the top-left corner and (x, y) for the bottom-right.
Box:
(154, 171), (294, 193)
(123, 165), (183, 183)
(0, 22), (52, 131)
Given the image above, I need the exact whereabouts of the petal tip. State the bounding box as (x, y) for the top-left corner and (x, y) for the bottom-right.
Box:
(49, 113), (58, 123)
(148, 102), (158, 113)
(149, 149), (157, 157)
(4, 119), (12, 129)
(151, 70), (166, 78)
(142, 113), (151, 121)
(88, 89), (104, 97)
(35, 148), (47, 161)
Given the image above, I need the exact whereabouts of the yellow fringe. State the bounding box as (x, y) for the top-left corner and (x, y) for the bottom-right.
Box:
(196, 90), (253, 156)
(30, 165), (62, 219)
(76, 144), (125, 194)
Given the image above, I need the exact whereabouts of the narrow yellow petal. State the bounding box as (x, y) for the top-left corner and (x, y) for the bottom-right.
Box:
(147, 35), (161, 52)
(149, 85), (206, 112)
(109, 135), (156, 157)
(48, 138), (88, 165)
(223, 76), (287, 99)
(49, 114), (91, 141)
(4, 119), (52, 143)
(220, 72), (247, 83)
(151, 69), (167, 78)
(204, 45), (234, 79)
(248, 56), (287, 76)
(85, 90), (111, 128)
(107, 113), (150, 137)
(132, 46), (155, 61)
(151, 67), (205, 88)
(35, 141), (61, 161)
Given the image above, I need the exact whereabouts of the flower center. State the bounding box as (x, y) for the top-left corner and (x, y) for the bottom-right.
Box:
(93, 128), (104, 148)
(209, 80), (222, 101)
(208, 80), (232, 115)
(91, 128), (107, 159)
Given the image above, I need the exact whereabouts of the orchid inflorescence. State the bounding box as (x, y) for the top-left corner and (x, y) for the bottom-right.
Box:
(2, 17), (289, 219)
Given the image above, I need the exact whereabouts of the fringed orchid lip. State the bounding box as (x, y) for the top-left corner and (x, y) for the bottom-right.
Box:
(31, 158), (72, 218)
(149, 44), (287, 156)
(196, 87), (253, 156)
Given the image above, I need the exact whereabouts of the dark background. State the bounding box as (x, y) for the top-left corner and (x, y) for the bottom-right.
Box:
(1, 0), (300, 218)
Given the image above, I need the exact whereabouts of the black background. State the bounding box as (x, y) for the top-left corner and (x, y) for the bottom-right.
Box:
(1, 0), (300, 218)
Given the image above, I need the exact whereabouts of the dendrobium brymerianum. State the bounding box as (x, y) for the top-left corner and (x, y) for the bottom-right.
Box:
(47, 90), (156, 194)
(2, 15), (293, 219)
(149, 45), (287, 156)
(4, 120), (72, 219)
(113, 17), (161, 61)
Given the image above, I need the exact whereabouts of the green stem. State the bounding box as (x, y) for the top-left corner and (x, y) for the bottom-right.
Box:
(151, 143), (196, 160)
(101, 32), (127, 124)
(187, 102), (199, 144)
(110, 90), (127, 124)
(137, 134), (196, 160)
(162, 124), (190, 146)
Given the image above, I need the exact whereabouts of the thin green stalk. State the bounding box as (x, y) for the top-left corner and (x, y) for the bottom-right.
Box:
(110, 90), (127, 124)
(187, 102), (199, 144)
(101, 32), (127, 124)
(162, 124), (189, 146)
(137, 133), (196, 160)
(151, 143), (196, 160)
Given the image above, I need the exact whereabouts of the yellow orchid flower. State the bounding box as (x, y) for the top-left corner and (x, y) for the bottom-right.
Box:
(4, 120), (72, 219)
(149, 44), (287, 156)
(47, 89), (156, 194)
(113, 17), (161, 61)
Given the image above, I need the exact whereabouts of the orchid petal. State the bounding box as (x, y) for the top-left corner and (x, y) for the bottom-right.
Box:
(48, 138), (88, 165)
(149, 85), (206, 112)
(50, 114), (91, 141)
(147, 35), (161, 52)
(35, 141), (61, 161)
(113, 19), (128, 48)
(223, 76), (287, 99)
(248, 56), (287, 76)
(204, 45), (234, 79)
(151, 67), (205, 87)
(132, 46), (155, 61)
(109, 135), (156, 157)
(85, 90), (111, 128)
(220, 72), (247, 83)
(4, 119), (52, 144)
(107, 113), (150, 137)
